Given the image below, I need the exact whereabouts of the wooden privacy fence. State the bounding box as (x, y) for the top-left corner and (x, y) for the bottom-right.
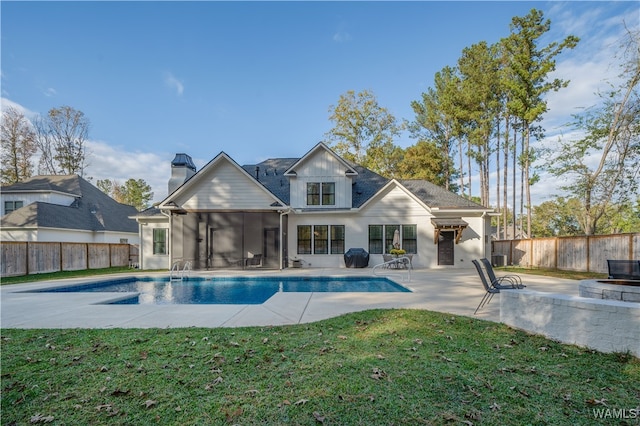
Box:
(492, 233), (640, 273)
(1, 242), (139, 278)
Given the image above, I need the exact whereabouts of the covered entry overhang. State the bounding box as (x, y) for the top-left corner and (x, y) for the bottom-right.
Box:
(431, 218), (468, 244)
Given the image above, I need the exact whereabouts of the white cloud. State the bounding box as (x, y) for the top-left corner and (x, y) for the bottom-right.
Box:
(333, 30), (352, 43)
(163, 72), (184, 96)
(0, 97), (39, 122)
(85, 140), (172, 204)
(43, 87), (57, 97)
(332, 19), (352, 43)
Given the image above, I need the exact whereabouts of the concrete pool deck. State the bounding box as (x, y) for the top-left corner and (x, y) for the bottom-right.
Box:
(0, 268), (580, 329)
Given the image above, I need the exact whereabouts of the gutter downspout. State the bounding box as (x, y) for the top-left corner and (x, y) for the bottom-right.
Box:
(160, 209), (172, 270)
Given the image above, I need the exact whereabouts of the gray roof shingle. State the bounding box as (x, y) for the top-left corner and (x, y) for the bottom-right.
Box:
(1, 175), (139, 233)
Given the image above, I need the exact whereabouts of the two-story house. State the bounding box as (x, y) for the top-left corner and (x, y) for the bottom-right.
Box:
(1, 174), (139, 244)
(133, 143), (493, 270)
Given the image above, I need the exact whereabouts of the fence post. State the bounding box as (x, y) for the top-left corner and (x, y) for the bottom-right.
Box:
(25, 241), (30, 275)
(586, 235), (591, 272)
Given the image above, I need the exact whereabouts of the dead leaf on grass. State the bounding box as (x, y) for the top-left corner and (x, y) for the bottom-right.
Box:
(370, 367), (389, 381)
(586, 398), (607, 406)
(30, 413), (54, 423)
(144, 399), (157, 408)
(294, 399), (309, 406)
(313, 411), (326, 423)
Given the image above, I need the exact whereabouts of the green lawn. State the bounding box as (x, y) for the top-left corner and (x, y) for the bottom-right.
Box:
(2, 309), (638, 425)
(1, 267), (146, 286)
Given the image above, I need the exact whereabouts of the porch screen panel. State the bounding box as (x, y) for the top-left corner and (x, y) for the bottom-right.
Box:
(402, 225), (417, 254)
(368, 225), (383, 254)
(314, 225), (328, 254)
(330, 225), (345, 254)
(297, 225), (312, 254)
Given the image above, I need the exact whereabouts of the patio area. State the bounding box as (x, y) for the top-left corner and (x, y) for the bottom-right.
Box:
(0, 267), (580, 329)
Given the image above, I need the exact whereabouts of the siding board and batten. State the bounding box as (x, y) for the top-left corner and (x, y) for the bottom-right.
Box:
(178, 160), (278, 210)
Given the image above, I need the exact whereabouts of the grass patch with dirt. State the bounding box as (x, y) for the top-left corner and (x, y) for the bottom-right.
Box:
(2, 309), (638, 425)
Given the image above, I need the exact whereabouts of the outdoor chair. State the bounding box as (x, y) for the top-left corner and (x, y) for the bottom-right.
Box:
(382, 254), (397, 268)
(607, 259), (640, 280)
(472, 259), (501, 314)
(480, 258), (525, 289)
(245, 254), (263, 268)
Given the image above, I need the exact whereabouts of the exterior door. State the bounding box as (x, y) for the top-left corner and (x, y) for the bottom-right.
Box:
(438, 231), (455, 265)
(263, 227), (279, 268)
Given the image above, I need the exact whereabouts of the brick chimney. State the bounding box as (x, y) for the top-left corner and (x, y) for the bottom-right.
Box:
(168, 153), (196, 195)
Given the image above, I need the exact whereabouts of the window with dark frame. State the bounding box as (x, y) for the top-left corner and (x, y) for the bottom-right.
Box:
(314, 225), (328, 254)
(322, 182), (335, 205)
(306, 182), (336, 206)
(306, 183), (320, 205)
(330, 225), (345, 254)
(297, 224), (345, 255)
(385, 224), (400, 253)
(368, 225), (383, 254)
(4, 200), (23, 214)
(369, 224), (418, 254)
(153, 228), (168, 255)
(402, 224), (417, 254)
(297, 225), (312, 254)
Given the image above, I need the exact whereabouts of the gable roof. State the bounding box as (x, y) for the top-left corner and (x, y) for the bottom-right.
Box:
(283, 142), (358, 177)
(1, 175), (139, 233)
(159, 152), (286, 209)
(399, 180), (487, 210)
(158, 145), (492, 213)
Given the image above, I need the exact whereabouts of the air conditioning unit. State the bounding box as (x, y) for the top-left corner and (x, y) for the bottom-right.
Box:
(491, 254), (507, 267)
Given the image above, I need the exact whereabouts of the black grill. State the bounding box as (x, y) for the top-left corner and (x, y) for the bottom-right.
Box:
(344, 248), (369, 268)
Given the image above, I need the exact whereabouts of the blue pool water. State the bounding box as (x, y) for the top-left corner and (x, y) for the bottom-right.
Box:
(30, 276), (410, 305)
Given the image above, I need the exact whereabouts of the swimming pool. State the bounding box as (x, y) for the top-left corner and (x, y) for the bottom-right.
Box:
(29, 276), (411, 305)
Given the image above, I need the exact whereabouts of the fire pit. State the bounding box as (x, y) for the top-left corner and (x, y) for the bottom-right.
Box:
(579, 279), (640, 303)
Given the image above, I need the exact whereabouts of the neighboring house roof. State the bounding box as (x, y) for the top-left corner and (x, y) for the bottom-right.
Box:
(1, 175), (139, 233)
(1, 174), (83, 197)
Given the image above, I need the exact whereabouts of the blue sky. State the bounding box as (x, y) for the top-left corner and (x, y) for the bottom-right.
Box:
(2, 1), (638, 205)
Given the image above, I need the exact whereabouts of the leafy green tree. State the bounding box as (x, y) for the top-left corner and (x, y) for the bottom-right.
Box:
(324, 89), (404, 177)
(121, 179), (153, 211)
(396, 140), (456, 188)
(530, 198), (582, 237)
(97, 178), (153, 211)
(1, 107), (37, 184)
(545, 28), (639, 235)
(35, 106), (90, 176)
(409, 66), (461, 191)
(457, 41), (502, 206)
(502, 9), (579, 236)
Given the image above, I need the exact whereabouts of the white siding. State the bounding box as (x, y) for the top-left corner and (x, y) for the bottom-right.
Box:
(139, 218), (171, 270)
(289, 149), (353, 209)
(0, 228), (139, 244)
(176, 160), (277, 210)
(1, 192), (76, 215)
(287, 185), (488, 269)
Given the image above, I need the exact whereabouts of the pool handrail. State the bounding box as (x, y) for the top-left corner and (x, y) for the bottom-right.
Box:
(170, 261), (192, 281)
(373, 256), (412, 282)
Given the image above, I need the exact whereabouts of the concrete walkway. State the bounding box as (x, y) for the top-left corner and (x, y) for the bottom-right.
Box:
(0, 268), (580, 329)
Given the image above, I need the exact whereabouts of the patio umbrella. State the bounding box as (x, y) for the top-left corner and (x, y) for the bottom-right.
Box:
(393, 229), (400, 249)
